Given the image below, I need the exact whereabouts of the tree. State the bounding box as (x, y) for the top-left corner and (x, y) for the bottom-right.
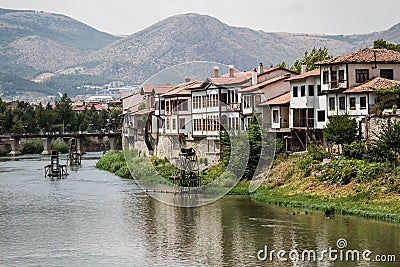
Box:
(373, 39), (400, 52)
(291, 47), (332, 73)
(54, 93), (73, 127)
(220, 113), (274, 180)
(323, 115), (359, 150)
(369, 119), (400, 162)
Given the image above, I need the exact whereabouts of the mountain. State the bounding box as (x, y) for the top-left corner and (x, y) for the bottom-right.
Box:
(79, 13), (400, 83)
(1, 10), (400, 96)
(0, 72), (52, 96)
(0, 8), (119, 76)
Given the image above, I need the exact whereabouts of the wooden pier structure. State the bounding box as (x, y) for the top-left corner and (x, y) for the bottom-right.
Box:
(67, 139), (82, 167)
(44, 151), (68, 178)
(170, 148), (200, 189)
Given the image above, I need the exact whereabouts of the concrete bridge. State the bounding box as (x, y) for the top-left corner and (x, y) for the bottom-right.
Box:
(8, 132), (121, 156)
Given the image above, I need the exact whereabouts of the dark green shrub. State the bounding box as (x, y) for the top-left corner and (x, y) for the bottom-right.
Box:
(51, 139), (68, 153)
(343, 141), (367, 160)
(22, 138), (43, 154)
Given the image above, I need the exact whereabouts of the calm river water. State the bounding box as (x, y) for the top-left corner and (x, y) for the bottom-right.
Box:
(0, 153), (399, 266)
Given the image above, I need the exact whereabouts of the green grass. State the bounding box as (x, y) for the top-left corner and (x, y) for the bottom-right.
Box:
(96, 150), (400, 222)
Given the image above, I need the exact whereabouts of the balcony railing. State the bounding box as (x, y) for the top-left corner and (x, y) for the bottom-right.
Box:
(227, 102), (241, 112)
(293, 118), (315, 128)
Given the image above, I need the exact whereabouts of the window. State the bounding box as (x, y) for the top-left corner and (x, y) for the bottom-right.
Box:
(360, 96), (367, 109)
(317, 110), (326, 122)
(165, 101), (170, 114)
(179, 118), (186, 130)
(301, 86), (306, 97)
(194, 119), (202, 131)
(329, 97), (335, 111)
(177, 100), (188, 111)
(317, 85), (322, 95)
(221, 93), (228, 104)
(339, 70), (345, 83)
(293, 86), (298, 97)
(349, 97), (356, 109)
(166, 118), (170, 130)
(339, 97), (346, 110)
(308, 85), (315, 96)
(161, 100), (165, 110)
(323, 71), (329, 84)
(273, 110), (279, 123)
(356, 69), (369, 83)
(331, 70), (337, 82)
(172, 119), (176, 130)
(380, 69), (394, 80)
(202, 95), (208, 108)
(243, 95), (252, 109)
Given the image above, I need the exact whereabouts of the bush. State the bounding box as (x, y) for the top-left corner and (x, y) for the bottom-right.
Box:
(22, 138), (43, 154)
(318, 156), (387, 185)
(51, 139), (68, 153)
(297, 144), (329, 170)
(343, 141), (367, 160)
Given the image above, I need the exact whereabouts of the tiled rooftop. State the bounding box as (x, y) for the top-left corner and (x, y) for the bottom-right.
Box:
(286, 68), (320, 81)
(318, 48), (400, 65)
(260, 92), (290, 106)
(343, 77), (400, 93)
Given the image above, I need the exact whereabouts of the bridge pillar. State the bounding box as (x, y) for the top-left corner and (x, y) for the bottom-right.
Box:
(41, 138), (52, 155)
(76, 138), (85, 155)
(109, 137), (117, 152)
(9, 138), (21, 156)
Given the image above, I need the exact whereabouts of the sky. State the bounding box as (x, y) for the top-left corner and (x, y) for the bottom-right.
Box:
(0, 0), (399, 36)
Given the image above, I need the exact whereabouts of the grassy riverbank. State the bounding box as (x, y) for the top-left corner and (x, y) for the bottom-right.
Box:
(230, 152), (400, 222)
(96, 151), (400, 222)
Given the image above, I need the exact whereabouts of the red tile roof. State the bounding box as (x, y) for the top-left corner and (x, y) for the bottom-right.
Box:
(343, 77), (400, 93)
(286, 68), (320, 81)
(260, 92), (290, 106)
(162, 81), (202, 96)
(206, 71), (252, 86)
(142, 84), (175, 95)
(318, 48), (400, 64)
(240, 74), (291, 93)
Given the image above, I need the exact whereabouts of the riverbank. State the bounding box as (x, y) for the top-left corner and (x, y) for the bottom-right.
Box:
(231, 153), (400, 222)
(96, 151), (400, 222)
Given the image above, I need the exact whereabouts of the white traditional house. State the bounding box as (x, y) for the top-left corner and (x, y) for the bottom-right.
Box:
(286, 68), (325, 129)
(191, 65), (252, 137)
(318, 48), (400, 121)
(156, 81), (202, 137)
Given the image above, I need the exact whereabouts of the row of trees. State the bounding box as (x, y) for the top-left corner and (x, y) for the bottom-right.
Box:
(0, 94), (122, 134)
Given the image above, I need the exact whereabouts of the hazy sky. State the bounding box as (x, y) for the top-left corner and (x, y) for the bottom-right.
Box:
(0, 0), (399, 36)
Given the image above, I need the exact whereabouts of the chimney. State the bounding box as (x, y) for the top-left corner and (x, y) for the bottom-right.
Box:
(228, 65), (234, 78)
(185, 77), (191, 82)
(213, 66), (219, 78)
(301, 64), (307, 74)
(252, 68), (258, 86)
(257, 63), (264, 75)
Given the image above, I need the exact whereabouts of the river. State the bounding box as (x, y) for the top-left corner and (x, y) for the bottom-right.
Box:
(0, 153), (398, 266)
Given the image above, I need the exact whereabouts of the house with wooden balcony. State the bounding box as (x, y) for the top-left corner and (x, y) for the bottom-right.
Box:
(191, 65), (252, 138)
(285, 68), (324, 150)
(155, 81), (202, 137)
(318, 48), (400, 121)
(240, 70), (295, 129)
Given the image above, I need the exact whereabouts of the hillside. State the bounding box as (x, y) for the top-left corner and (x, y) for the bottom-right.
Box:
(0, 8), (119, 76)
(0, 72), (52, 96)
(80, 13), (400, 83)
(1, 10), (400, 95)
